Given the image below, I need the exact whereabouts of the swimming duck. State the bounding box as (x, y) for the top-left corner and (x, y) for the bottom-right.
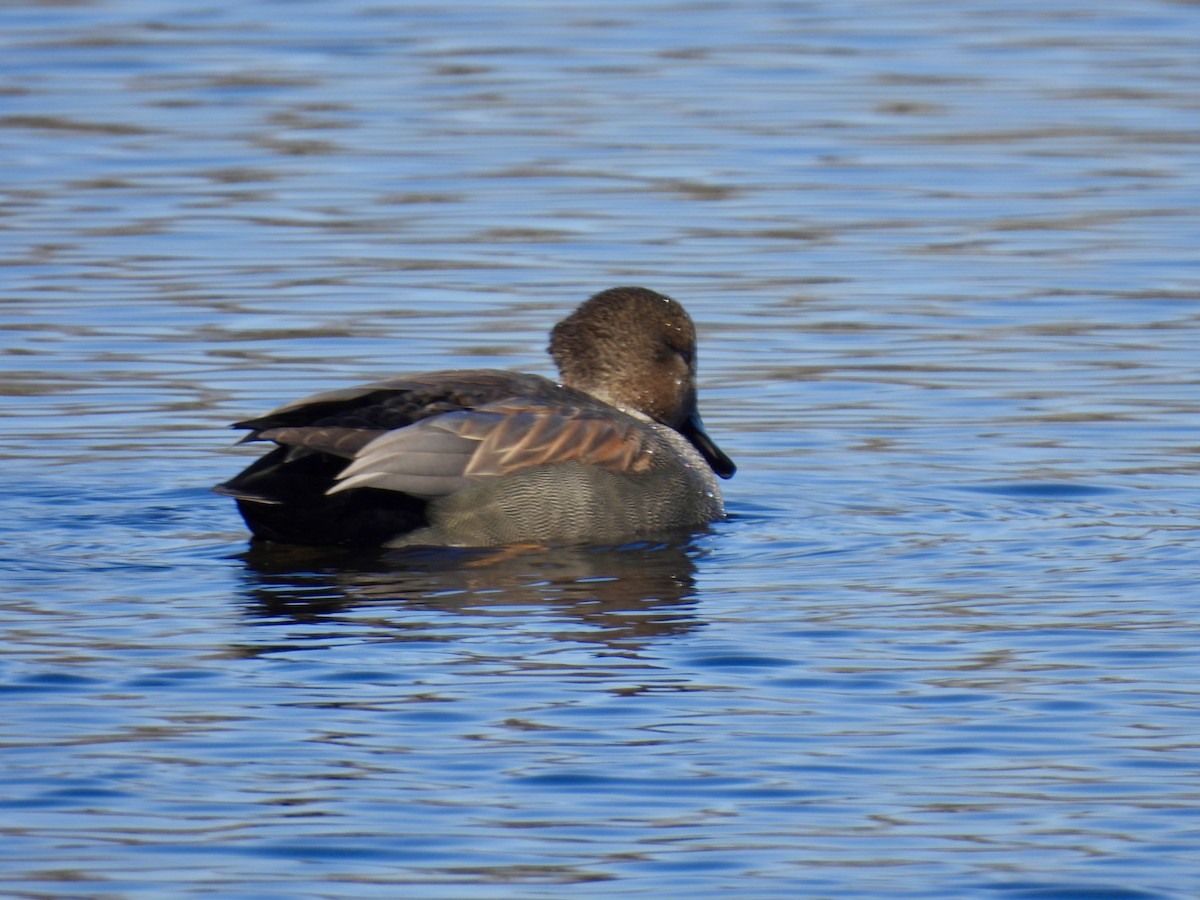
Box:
(215, 286), (735, 547)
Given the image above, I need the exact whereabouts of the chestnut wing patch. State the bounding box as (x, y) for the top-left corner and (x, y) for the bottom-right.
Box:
(328, 398), (655, 500)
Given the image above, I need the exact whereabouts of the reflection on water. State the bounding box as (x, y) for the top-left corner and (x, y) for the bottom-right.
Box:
(236, 540), (704, 648)
(1, 0), (1199, 896)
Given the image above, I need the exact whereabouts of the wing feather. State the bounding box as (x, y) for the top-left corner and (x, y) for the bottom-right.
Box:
(327, 418), (479, 499)
(326, 400), (656, 500)
(254, 426), (380, 458)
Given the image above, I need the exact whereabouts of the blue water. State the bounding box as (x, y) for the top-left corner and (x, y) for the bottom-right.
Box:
(2, 0), (1199, 896)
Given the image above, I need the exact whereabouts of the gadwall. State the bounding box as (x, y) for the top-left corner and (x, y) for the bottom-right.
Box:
(215, 286), (735, 547)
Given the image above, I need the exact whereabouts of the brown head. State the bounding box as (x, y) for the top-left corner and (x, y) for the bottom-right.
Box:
(549, 286), (735, 479)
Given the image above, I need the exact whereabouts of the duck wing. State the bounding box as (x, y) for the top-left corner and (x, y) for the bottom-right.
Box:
(233, 370), (570, 444)
(328, 397), (656, 499)
(216, 371), (557, 502)
(218, 369), (651, 503)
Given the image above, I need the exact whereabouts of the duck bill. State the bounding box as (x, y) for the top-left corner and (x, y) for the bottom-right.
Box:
(680, 410), (736, 479)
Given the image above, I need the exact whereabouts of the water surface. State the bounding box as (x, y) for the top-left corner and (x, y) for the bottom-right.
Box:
(2, 1), (1199, 897)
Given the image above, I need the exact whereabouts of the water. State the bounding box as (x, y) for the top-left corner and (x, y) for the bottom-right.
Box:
(2, 0), (1199, 896)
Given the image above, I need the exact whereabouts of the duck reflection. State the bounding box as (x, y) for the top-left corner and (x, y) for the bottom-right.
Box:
(232, 537), (707, 648)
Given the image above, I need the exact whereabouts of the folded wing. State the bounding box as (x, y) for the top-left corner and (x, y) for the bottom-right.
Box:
(329, 398), (655, 499)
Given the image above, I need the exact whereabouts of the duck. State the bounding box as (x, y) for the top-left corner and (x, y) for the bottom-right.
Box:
(215, 286), (736, 547)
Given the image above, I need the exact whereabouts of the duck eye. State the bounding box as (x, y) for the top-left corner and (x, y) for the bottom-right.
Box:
(661, 324), (693, 366)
